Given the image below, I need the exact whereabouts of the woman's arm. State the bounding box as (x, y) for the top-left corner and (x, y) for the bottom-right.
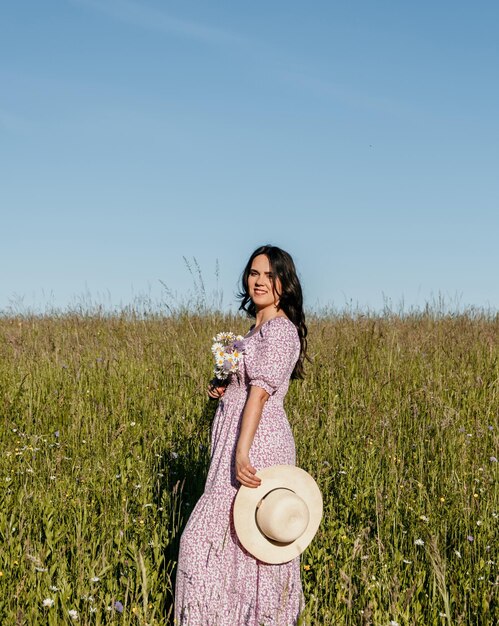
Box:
(235, 385), (269, 488)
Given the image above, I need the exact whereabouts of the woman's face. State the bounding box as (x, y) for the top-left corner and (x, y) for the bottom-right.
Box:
(248, 254), (281, 311)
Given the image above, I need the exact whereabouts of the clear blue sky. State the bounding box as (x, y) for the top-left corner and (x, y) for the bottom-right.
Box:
(2, 1), (498, 314)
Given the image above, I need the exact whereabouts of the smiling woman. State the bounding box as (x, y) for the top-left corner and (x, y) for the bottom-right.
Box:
(174, 245), (309, 625)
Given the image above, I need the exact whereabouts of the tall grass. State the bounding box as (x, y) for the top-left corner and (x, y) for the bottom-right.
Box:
(0, 310), (497, 624)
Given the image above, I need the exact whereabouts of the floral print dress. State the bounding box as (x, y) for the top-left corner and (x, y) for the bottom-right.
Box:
(174, 316), (304, 626)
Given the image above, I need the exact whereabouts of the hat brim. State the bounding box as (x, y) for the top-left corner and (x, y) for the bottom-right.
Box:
(233, 465), (323, 564)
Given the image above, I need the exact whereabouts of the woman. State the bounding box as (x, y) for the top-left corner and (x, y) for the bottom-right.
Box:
(175, 245), (308, 626)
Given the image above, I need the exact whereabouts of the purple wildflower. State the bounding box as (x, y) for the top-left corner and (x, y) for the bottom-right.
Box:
(222, 360), (232, 372)
(467, 535), (474, 542)
(233, 340), (244, 351)
(55, 431), (60, 438)
(490, 456), (498, 463)
(114, 601), (124, 613)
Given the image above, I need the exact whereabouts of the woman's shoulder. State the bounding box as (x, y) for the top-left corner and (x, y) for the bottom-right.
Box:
(260, 315), (298, 342)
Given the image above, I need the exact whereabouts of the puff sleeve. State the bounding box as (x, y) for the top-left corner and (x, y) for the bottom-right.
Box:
(245, 318), (300, 396)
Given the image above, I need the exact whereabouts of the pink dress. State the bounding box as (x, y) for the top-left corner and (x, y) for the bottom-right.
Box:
(174, 316), (304, 625)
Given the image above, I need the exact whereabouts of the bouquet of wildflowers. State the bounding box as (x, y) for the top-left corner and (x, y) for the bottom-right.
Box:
(211, 332), (244, 380)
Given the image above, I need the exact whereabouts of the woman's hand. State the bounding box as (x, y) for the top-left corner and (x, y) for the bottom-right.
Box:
(208, 380), (226, 399)
(235, 449), (261, 489)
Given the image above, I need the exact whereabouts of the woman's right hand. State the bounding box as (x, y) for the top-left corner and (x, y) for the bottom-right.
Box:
(208, 380), (226, 399)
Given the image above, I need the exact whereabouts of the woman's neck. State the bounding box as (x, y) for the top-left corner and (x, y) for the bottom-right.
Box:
(254, 305), (286, 328)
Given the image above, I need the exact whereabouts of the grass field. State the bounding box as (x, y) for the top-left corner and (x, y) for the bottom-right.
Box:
(0, 310), (497, 625)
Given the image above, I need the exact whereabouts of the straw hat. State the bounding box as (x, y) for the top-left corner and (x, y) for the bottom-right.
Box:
(233, 465), (323, 564)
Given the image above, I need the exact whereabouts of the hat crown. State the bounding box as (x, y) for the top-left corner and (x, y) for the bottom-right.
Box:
(256, 489), (310, 544)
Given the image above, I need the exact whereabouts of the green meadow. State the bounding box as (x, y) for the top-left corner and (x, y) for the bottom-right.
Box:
(0, 310), (497, 625)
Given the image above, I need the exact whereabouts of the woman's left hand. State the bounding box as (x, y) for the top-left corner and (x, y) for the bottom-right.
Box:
(208, 379), (226, 399)
(235, 450), (261, 489)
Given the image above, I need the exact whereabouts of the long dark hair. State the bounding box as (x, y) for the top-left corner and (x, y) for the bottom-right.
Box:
(238, 245), (308, 380)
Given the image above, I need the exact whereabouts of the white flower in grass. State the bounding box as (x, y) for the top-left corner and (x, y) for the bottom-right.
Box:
(455, 550), (462, 558)
(35, 566), (48, 572)
(389, 621), (400, 626)
(90, 576), (100, 582)
(414, 538), (425, 546)
(49, 585), (59, 592)
(90, 607), (97, 613)
(68, 609), (79, 620)
(419, 515), (429, 522)
(81, 594), (95, 602)
(403, 559), (412, 564)
(43, 598), (55, 607)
